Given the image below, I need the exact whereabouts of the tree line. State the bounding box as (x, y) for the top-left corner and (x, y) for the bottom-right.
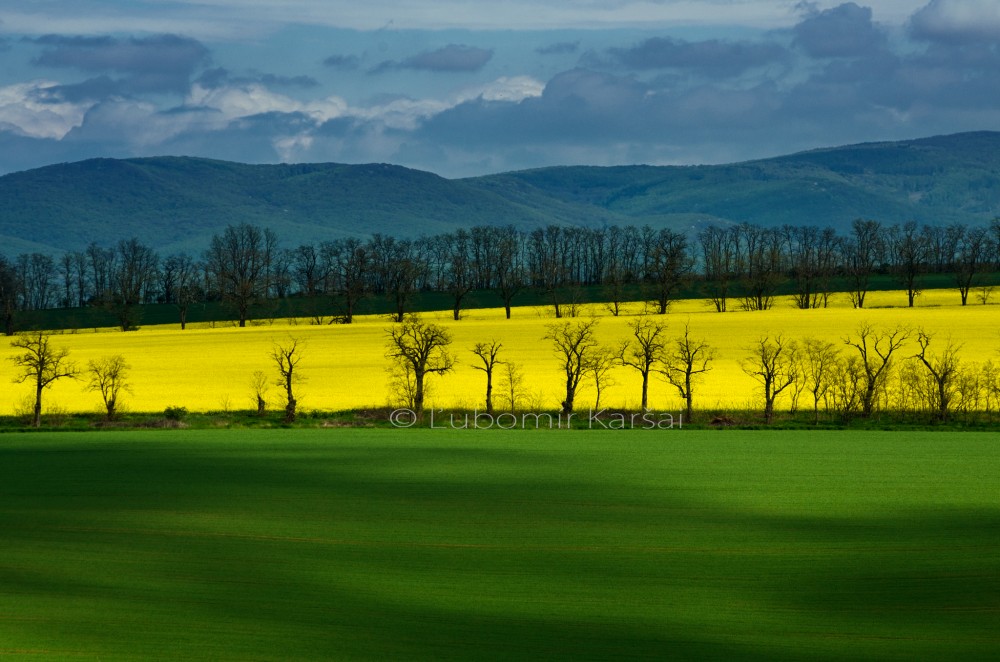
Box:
(385, 316), (1000, 426)
(2, 218), (999, 333)
(9, 315), (998, 428)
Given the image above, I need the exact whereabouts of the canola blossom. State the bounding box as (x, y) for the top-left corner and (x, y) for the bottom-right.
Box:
(2, 289), (997, 415)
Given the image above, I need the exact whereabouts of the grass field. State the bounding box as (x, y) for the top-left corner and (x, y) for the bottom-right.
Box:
(1, 429), (997, 660)
(3, 288), (999, 417)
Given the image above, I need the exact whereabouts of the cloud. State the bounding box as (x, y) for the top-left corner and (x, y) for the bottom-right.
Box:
(323, 54), (360, 69)
(196, 68), (318, 90)
(31, 33), (210, 94)
(536, 41), (579, 55)
(606, 36), (788, 77)
(186, 83), (348, 125)
(793, 3), (888, 58)
(41, 76), (124, 103)
(371, 44), (493, 74)
(910, 0), (1000, 42)
(0, 80), (92, 139)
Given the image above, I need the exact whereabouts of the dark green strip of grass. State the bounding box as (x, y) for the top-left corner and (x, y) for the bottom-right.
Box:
(1, 430), (998, 660)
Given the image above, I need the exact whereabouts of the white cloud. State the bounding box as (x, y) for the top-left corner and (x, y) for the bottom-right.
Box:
(0, 81), (92, 139)
(462, 76), (545, 103)
(185, 75), (542, 132)
(188, 83), (355, 122)
(910, 0), (1000, 40)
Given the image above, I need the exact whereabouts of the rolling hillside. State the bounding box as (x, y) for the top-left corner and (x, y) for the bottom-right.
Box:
(1, 131), (999, 254)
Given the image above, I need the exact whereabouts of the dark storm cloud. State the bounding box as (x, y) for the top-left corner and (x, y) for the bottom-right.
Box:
(536, 41), (580, 55)
(31, 34), (209, 94)
(40, 76), (124, 103)
(793, 3), (887, 58)
(195, 68), (318, 89)
(323, 54), (360, 69)
(606, 36), (788, 76)
(33, 34), (209, 75)
(371, 44), (493, 74)
(416, 68), (772, 147)
(910, 0), (1000, 44)
(410, 29), (1000, 170)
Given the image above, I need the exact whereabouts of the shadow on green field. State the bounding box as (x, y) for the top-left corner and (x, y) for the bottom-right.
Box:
(1, 432), (998, 660)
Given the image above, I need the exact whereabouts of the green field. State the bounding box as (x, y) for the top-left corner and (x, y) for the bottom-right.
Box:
(1, 430), (998, 660)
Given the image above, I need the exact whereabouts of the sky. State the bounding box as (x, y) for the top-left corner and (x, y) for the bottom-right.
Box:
(1, 0), (999, 177)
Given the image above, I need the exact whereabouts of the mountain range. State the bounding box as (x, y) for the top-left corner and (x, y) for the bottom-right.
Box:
(1, 131), (999, 255)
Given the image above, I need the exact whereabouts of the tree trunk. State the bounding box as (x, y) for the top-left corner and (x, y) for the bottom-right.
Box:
(33, 383), (43, 428)
(562, 377), (574, 415)
(414, 371), (425, 412)
(485, 377), (493, 414)
(685, 373), (693, 422)
(640, 372), (649, 411)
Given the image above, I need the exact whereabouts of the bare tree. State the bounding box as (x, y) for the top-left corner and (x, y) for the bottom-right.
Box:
(249, 369), (270, 416)
(545, 319), (600, 414)
(588, 346), (617, 410)
(843, 323), (910, 418)
(661, 322), (714, 422)
(9, 331), (78, 427)
(887, 221), (928, 307)
(17, 253), (56, 311)
(493, 226), (525, 320)
(699, 225), (738, 312)
(645, 228), (693, 314)
(445, 230), (476, 321)
(106, 238), (159, 331)
(912, 330), (963, 421)
(271, 337), (304, 422)
(955, 225), (990, 306)
(385, 316), (455, 412)
(798, 337), (840, 424)
(842, 219), (884, 309)
(290, 244), (331, 298)
(471, 340), (503, 414)
(386, 361), (417, 409)
(741, 335), (797, 424)
(327, 238), (369, 324)
(617, 317), (668, 410)
(0, 257), (19, 336)
(736, 224), (783, 311)
(87, 354), (131, 421)
(529, 226), (571, 318)
(499, 361), (527, 413)
(829, 354), (865, 420)
(205, 223), (278, 327)
(163, 253), (200, 329)
(602, 226), (633, 317)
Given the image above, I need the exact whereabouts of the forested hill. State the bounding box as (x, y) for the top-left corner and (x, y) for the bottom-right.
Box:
(2, 131), (999, 254)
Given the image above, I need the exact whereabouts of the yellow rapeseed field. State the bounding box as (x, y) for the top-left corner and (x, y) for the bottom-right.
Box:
(2, 288), (998, 416)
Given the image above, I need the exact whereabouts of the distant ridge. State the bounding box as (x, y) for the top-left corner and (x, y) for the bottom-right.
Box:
(1, 131), (999, 254)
